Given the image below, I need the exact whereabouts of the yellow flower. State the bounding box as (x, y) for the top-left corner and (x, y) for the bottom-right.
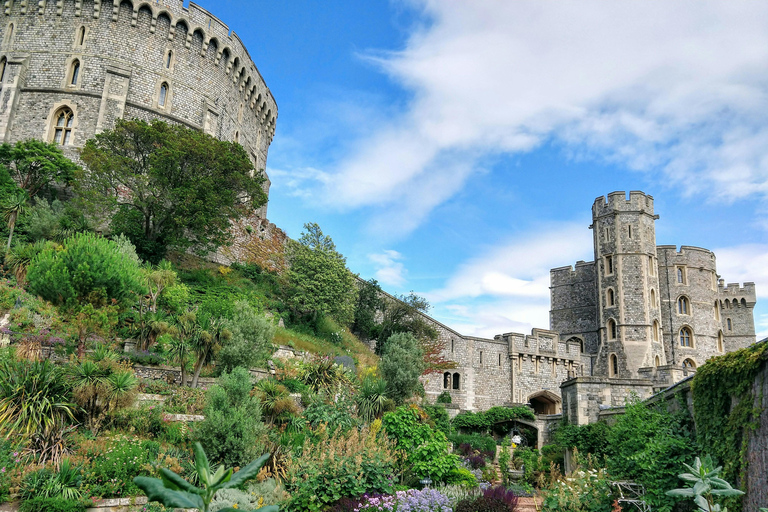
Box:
(232, 505), (238, 509)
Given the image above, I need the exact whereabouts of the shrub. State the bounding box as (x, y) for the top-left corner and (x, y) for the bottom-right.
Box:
(542, 457), (614, 512)
(466, 454), (486, 469)
(80, 436), (159, 498)
(513, 447), (542, 485)
(0, 440), (23, 502)
(455, 486), (518, 512)
(449, 434), (496, 459)
(423, 404), (450, 436)
(356, 374), (388, 423)
(193, 367), (267, 468)
(436, 391), (452, 404)
(379, 332), (425, 404)
(18, 497), (89, 512)
(285, 425), (397, 512)
(26, 232), (145, 308)
(217, 300), (275, 373)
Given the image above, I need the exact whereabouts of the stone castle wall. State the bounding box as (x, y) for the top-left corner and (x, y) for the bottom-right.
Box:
(0, 0), (276, 215)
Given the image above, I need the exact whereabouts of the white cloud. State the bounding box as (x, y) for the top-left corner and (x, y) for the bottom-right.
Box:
(309, 1), (768, 235)
(369, 249), (407, 286)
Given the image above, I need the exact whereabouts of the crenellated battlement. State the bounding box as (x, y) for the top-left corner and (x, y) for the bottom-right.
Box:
(719, 281), (757, 303)
(592, 190), (655, 218)
(550, 260), (595, 288)
(2, 0), (277, 138)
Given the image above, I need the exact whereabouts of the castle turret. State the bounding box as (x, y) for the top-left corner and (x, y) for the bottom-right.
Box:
(590, 191), (665, 378)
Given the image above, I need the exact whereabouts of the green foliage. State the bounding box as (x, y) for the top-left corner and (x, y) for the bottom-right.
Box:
(158, 282), (191, 314)
(452, 405), (535, 434)
(542, 453), (614, 512)
(285, 223), (358, 326)
(605, 396), (698, 512)
(0, 359), (76, 461)
(18, 497), (89, 512)
(375, 292), (439, 356)
(691, 341), (768, 507)
(285, 426), (396, 512)
(666, 455), (744, 512)
(380, 332), (425, 404)
(78, 119), (267, 262)
(193, 367), (266, 468)
(498, 438), (511, 486)
(423, 403), (450, 436)
(19, 458), (82, 500)
(134, 442), (277, 512)
(218, 300), (275, 374)
(448, 434), (497, 456)
(382, 405), (460, 484)
(0, 139), (78, 198)
(356, 374), (389, 423)
(304, 392), (358, 432)
(298, 357), (353, 394)
(23, 199), (65, 242)
(514, 447), (542, 485)
(352, 278), (383, 340)
(81, 437), (159, 498)
(553, 421), (610, 465)
(436, 391), (452, 404)
(26, 231), (145, 308)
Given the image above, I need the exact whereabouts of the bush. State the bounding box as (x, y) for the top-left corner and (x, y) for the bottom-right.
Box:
(285, 425), (397, 512)
(449, 434), (496, 459)
(542, 457), (613, 512)
(193, 367), (266, 468)
(423, 404), (450, 436)
(217, 300), (275, 373)
(436, 391), (452, 404)
(80, 437), (158, 498)
(455, 486), (518, 512)
(26, 232), (145, 308)
(452, 406), (535, 434)
(18, 497), (89, 512)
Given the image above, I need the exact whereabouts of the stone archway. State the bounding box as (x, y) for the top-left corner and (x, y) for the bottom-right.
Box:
(528, 390), (562, 415)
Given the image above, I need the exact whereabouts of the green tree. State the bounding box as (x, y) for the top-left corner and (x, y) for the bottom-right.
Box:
(379, 332), (425, 404)
(218, 300), (275, 374)
(0, 139), (78, 198)
(77, 119), (267, 261)
(376, 292), (438, 355)
(26, 232), (145, 309)
(194, 367), (266, 468)
(2, 190), (27, 249)
(286, 223), (358, 326)
(352, 278), (384, 341)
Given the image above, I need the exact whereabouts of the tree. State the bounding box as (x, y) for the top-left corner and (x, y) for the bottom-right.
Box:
(0, 139), (78, 198)
(379, 332), (425, 404)
(286, 223), (358, 326)
(77, 119), (268, 261)
(1, 190), (27, 249)
(352, 278), (384, 341)
(218, 300), (276, 374)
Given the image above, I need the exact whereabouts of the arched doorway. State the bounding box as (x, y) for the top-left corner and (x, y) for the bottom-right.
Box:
(528, 390), (562, 415)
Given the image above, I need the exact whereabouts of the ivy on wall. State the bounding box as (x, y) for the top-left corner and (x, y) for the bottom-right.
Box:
(691, 340), (768, 507)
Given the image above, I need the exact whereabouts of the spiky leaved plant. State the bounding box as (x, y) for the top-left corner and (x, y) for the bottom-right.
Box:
(666, 455), (744, 512)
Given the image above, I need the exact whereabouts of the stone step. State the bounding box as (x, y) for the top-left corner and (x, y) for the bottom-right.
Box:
(516, 496), (542, 512)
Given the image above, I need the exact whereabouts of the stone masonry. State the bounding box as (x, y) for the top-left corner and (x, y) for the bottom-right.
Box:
(0, 0), (276, 216)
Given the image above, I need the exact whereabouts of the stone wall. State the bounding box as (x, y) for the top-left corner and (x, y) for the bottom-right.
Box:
(0, 0), (276, 216)
(560, 376), (655, 425)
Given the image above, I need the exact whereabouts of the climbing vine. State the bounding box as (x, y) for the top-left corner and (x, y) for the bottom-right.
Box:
(691, 340), (768, 510)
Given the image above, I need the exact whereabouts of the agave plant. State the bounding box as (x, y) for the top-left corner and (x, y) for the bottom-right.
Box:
(355, 374), (388, 423)
(134, 442), (278, 512)
(253, 378), (297, 424)
(666, 455), (745, 512)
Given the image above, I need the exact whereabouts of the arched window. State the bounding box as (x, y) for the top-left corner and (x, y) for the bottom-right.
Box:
(650, 289), (656, 307)
(679, 327), (693, 347)
(606, 255), (614, 275)
(234, 131), (239, 143)
(165, 50), (172, 69)
(70, 60), (80, 86)
(655, 355), (660, 367)
(727, 318), (732, 331)
(649, 256), (655, 275)
(682, 358), (696, 370)
(452, 373), (460, 390)
(653, 320), (660, 342)
(158, 82), (168, 107)
(610, 354), (619, 377)
(6, 23), (13, 43)
(714, 301), (720, 320)
(443, 372), (450, 389)
(0, 57), (6, 82)
(677, 296), (689, 315)
(607, 288), (615, 306)
(677, 267), (686, 284)
(52, 107), (74, 145)
(718, 331), (724, 352)
(77, 26), (86, 46)
(607, 319), (617, 340)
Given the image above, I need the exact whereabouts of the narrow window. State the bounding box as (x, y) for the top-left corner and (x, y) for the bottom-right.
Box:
(607, 319), (617, 340)
(653, 320), (659, 342)
(6, 23), (12, 42)
(610, 354), (618, 376)
(78, 26), (85, 46)
(452, 373), (460, 390)
(234, 131), (239, 143)
(714, 301), (720, 320)
(727, 318), (732, 331)
(479, 350), (483, 365)
(166, 50), (172, 69)
(628, 225), (632, 238)
(649, 256), (654, 275)
(678, 296), (689, 315)
(0, 58), (6, 82)
(443, 372), (450, 389)
(159, 82), (168, 107)
(70, 60), (80, 85)
(655, 355), (660, 367)
(650, 289), (656, 307)
(451, 339), (454, 352)
(718, 331), (724, 352)
(679, 327), (692, 347)
(606, 255), (613, 275)
(52, 107), (74, 145)
(607, 288), (615, 306)
(677, 267), (685, 284)
(498, 353), (501, 367)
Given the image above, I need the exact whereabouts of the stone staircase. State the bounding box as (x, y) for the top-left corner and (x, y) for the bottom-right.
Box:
(516, 496), (542, 512)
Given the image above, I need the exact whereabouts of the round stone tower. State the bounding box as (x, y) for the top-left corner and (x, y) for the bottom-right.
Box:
(591, 191), (666, 378)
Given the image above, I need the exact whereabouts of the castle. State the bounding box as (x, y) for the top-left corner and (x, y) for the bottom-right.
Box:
(423, 191), (757, 429)
(0, 0), (276, 215)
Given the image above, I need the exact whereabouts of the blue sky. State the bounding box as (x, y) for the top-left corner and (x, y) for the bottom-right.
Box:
(203, 0), (768, 339)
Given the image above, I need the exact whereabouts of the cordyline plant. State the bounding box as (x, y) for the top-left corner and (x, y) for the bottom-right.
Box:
(666, 456), (744, 512)
(134, 442), (278, 512)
